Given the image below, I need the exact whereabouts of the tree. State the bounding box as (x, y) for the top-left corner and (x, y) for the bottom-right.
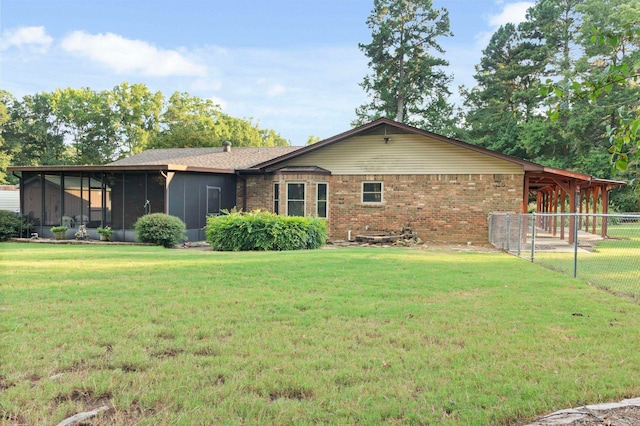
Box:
(149, 92), (289, 149)
(544, 18), (640, 172)
(0, 94), (12, 183)
(354, 0), (455, 134)
(1, 92), (67, 168)
(112, 82), (163, 156)
(50, 88), (120, 165)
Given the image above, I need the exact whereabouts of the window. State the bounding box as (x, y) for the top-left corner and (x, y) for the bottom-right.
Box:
(317, 183), (328, 218)
(207, 186), (221, 216)
(273, 182), (280, 214)
(287, 183), (305, 216)
(362, 181), (383, 203)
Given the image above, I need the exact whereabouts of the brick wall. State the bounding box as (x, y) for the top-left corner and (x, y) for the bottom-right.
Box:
(238, 173), (524, 244)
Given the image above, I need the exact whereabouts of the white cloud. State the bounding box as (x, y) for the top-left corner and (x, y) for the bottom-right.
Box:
(488, 1), (534, 27)
(266, 83), (287, 97)
(474, 2), (535, 50)
(60, 31), (206, 77)
(1, 26), (53, 52)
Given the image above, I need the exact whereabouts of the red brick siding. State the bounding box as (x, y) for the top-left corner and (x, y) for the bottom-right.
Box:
(237, 173), (523, 244)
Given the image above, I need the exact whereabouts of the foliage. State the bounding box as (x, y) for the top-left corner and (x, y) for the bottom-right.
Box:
(148, 92), (289, 149)
(543, 21), (640, 172)
(97, 226), (113, 238)
(462, 0), (640, 210)
(4, 244), (640, 424)
(0, 84), (290, 180)
(49, 225), (68, 233)
(134, 213), (186, 247)
(74, 224), (88, 240)
(354, 0), (456, 135)
(0, 210), (33, 241)
(205, 209), (327, 251)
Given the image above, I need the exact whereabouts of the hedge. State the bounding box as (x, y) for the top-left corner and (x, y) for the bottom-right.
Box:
(205, 210), (327, 251)
(0, 211), (34, 241)
(135, 213), (186, 247)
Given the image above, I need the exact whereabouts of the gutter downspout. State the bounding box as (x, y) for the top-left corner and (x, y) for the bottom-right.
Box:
(235, 171), (247, 212)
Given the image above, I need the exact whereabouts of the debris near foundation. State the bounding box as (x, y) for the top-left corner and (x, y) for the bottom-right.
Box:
(355, 227), (423, 246)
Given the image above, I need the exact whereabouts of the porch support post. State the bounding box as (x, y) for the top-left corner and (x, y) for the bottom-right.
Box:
(568, 180), (576, 244)
(536, 191), (543, 228)
(560, 188), (566, 241)
(602, 187), (609, 237)
(522, 174), (530, 213)
(40, 173), (45, 235)
(552, 186), (558, 237)
(584, 187), (590, 232)
(592, 185), (599, 235)
(578, 188), (584, 229)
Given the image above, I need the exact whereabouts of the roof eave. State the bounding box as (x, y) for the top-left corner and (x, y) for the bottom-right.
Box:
(7, 164), (236, 174)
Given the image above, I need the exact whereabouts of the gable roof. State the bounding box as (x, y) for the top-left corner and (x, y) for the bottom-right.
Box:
(107, 146), (302, 170)
(244, 118), (546, 172)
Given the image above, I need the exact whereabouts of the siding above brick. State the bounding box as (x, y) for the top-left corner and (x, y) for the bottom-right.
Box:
(267, 134), (524, 175)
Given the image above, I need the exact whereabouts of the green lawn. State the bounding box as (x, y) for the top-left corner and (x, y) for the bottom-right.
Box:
(535, 222), (640, 299)
(2, 243), (640, 425)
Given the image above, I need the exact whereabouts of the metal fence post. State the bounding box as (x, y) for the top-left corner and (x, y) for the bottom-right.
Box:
(530, 212), (536, 263)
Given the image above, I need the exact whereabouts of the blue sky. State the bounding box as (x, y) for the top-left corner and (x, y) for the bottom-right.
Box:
(1, 0), (534, 145)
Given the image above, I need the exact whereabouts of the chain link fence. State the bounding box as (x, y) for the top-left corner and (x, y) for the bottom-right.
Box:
(489, 212), (640, 300)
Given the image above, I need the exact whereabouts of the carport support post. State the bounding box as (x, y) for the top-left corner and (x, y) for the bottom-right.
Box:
(573, 212), (579, 278)
(568, 180), (576, 244)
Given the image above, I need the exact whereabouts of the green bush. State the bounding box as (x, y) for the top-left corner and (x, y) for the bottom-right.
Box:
(135, 213), (186, 247)
(205, 209), (327, 251)
(0, 211), (34, 241)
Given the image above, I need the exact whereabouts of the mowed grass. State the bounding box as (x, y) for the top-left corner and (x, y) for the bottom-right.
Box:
(2, 243), (640, 425)
(536, 223), (640, 299)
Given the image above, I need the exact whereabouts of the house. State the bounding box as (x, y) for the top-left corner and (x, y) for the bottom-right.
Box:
(0, 185), (20, 212)
(7, 118), (623, 243)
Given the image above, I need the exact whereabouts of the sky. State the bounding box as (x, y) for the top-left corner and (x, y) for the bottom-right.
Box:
(0, 0), (535, 145)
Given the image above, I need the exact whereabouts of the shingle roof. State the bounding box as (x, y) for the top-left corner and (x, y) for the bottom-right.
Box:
(107, 146), (302, 170)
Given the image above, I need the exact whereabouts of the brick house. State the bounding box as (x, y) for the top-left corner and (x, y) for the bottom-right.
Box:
(8, 118), (621, 243)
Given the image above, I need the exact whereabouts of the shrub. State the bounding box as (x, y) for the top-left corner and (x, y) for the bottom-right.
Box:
(50, 226), (68, 232)
(0, 211), (34, 241)
(205, 209), (327, 251)
(135, 213), (186, 247)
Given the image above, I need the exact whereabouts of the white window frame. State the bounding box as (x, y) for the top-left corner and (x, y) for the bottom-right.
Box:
(316, 182), (328, 219)
(362, 181), (383, 203)
(286, 182), (306, 217)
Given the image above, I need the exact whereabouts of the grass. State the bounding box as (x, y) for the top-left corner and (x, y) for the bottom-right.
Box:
(2, 243), (640, 425)
(535, 222), (640, 299)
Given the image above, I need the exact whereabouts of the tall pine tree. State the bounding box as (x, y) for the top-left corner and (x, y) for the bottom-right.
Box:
(354, 0), (455, 135)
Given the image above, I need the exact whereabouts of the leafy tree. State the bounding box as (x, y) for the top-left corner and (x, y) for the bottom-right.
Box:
(0, 95), (12, 183)
(149, 92), (289, 148)
(50, 88), (120, 164)
(1, 92), (67, 168)
(544, 17), (639, 172)
(306, 135), (322, 145)
(354, 0), (455, 134)
(3, 85), (290, 169)
(112, 82), (163, 156)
